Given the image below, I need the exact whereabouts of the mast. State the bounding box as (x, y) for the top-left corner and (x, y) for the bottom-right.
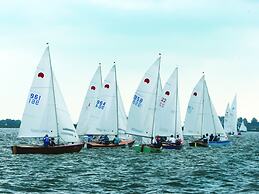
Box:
(174, 68), (178, 137)
(200, 74), (205, 138)
(151, 54), (161, 143)
(47, 43), (60, 144)
(99, 62), (103, 86)
(206, 82), (217, 136)
(114, 62), (119, 136)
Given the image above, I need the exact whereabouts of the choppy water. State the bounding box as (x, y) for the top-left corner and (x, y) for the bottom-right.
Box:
(0, 129), (258, 193)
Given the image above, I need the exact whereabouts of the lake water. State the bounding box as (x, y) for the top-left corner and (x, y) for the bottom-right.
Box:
(0, 128), (258, 193)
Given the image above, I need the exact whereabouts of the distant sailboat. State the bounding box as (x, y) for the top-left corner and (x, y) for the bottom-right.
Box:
(224, 96), (238, 135)
(155, 68), (184, 150)
(184, 75), (230, 147)
(127, 56), (162, 153)
(85, 64), (134, 148)
(12, 45), (84, 154)
(239, 120), (247, 132)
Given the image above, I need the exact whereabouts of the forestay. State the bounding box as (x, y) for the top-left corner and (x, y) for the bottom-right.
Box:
(77, 66), (102, 135)
(18, 47), (79, 143)
(127, 57), (161, 138)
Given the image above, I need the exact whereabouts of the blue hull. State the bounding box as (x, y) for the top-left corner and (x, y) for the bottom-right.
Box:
(209, 140), (231, 146)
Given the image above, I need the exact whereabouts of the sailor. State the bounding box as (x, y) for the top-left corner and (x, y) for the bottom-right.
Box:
(99, 135), (109, 144)
(113, 135), (121, 145)
(202, 135), (208, 143)
(168, 135), (176, 144)
(153, 135), (162, 148)
(43, 134), (50, 147)
(176, 135), (182, 145)
(49, 137), (56, 146)
(209, 134), (214, 141)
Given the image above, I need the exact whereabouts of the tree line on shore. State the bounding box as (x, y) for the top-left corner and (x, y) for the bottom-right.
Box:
(1, 117), (259, 131)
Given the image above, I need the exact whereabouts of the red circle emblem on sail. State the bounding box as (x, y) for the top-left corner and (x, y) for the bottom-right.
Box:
(144, 78), (150, 84)
(165, 91), (170, 96)
(91, 86), (96, 90)
(104, 84), (110, 89)
(38, 72), (44, 78)
(193, 92), (197, 96)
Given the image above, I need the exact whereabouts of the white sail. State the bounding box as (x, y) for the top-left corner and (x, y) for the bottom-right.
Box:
(224, 103), (232, 133)
(86, 65), (118, 135)
(117, 88), (127, 132)
(154, 68), (183, 140)
(127, 57), (161, 138)
(18, 47), (79, 143)
(239, 120), (247, 132)
(229, 96), (238, 134)
(77, 66), (102, 135)
(184, 75), (226, 137)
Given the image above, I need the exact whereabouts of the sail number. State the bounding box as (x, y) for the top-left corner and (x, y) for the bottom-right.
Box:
(132, 95), (143, 107)
(95, 100), (106, 109)
(159, 97), (167, 108)
(29, 93), (41, 105)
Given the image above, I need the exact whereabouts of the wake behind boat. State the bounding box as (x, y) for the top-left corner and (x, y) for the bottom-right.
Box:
(11, 45), (84, 154)
(184, 75), (231, 147)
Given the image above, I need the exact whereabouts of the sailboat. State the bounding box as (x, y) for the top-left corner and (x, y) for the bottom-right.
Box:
(224, 96), (238, 135)
(84, 64), (134, 148)
(127, 56), (162, 153)
(239, 120), (247, 132)
(77, 64), (102, 137)
(11, 45), (84, 154)
(155, 68), (184, 150)
(184, 75), (231, 147)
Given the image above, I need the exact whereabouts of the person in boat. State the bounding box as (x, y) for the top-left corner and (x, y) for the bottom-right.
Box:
(161, 136), (167, 142)
(113, 135), (121, 145)
(99, 135), (110, 144)
(202, 135), (208, 143)
(175, 135), (182, 145)
(49, 137), (56, 146)
(43, 134), (50, 147)
(209, 134), (214, 142)
(213, 134), (219, 142)
(168, 135), (176, 144)
(87, 134), (93, 142)
(153, 135), (162, 148)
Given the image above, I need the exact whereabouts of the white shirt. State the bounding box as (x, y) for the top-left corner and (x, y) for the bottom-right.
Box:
(168, 137), (176, 143)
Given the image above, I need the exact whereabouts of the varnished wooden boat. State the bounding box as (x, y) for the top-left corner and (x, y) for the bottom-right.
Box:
(11, 142), (85, 154)
(189, 140), (208, 147)
(162, 143), (183, 150)
(86, 140), (135, 148)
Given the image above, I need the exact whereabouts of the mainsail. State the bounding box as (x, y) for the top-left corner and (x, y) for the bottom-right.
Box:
(18, 46), (79, 143)
(127, 57), (161, 138)
(77, 66), (102, 135)
(154, 68), (183, 140)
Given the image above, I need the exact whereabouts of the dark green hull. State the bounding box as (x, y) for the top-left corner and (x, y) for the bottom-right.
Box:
(134, 144), (161, 153)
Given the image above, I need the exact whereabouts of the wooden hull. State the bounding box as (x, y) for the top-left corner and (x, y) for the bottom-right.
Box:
(162, 143), (183, 150)
(11, 143), (85, 154)
(134, 144), (161, 153)
(189, 140), (208, 147)
(86, 140), (135, 149)
(209, 140), (231, 146)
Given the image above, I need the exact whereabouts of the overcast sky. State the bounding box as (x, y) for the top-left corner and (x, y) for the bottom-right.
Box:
(0, 0), (259, 123)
